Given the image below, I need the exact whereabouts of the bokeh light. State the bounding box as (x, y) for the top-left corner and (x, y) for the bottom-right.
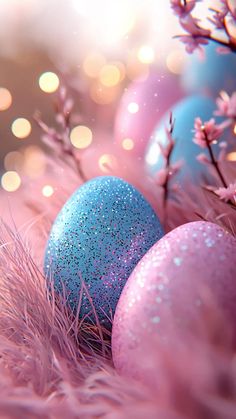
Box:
(122, 138), (134, 151)
(0, 87), (12, 111)
(1, 171), (21, 192)
(83, 53), (106, 78)
(126, 55), (150, 81)
(99, 154), (118, 172)
(23, 145), (46, 177)
(137, 45), (155, 64)
(70, 125), (93, 149)
(166, 49), (186, 75)
(90, 82), (119, 105)
(113, 61), (126, 82)
(128, 102), (139, 114)
(42, 185), (54, 197)
(4, 151), (24, 171)
(39, 71), (59, 93)
(99, 64), (121, 87)
(234, 124), (236, 135)
(11, 118), (32, 139)
(227, 152), (236, 161)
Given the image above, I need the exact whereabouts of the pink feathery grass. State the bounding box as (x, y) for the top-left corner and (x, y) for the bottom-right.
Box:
(1, 141), (236, 417)
(1, 74), (236, 418)
(0, 220), (236, 418)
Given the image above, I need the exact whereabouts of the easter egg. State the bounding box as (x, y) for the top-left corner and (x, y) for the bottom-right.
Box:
(44, 176), (163, 327)
(114, 70), (183, 158)
(145, 94), (230, 185)
(112, 221), (236, 381)
(182, 41), (236, 96)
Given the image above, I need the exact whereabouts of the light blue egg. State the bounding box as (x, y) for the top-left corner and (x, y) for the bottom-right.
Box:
(145, 95), (229, 185)
(182, 41), (236, 96)
(44, 176), (163, 327)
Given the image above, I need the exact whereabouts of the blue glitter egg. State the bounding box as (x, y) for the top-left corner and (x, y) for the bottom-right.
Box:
(44, 176), (163, 327)
(145, 94), (231, 185)
(182, 41), (236, 96)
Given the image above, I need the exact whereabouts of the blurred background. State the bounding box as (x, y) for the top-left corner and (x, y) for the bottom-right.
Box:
(0, 0), (228, 198)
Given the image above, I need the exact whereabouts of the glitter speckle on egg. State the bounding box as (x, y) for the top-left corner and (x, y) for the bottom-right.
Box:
(112, 221), (236, 379)
(44, 176), (164, 327)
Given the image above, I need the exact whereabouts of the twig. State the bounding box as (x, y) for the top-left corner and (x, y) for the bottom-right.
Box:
(203, 129), (228, 188)
(162, 113), (175, 214)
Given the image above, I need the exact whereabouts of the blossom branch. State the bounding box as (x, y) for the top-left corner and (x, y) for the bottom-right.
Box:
(155, 113), (182, 227)
(193, 117), (228, 188)
(204, 131), (228, 188)
(162, 114), (175, 211)
(171, 0), (236, 54)
(215, 182), (236, 204)
(215, 91), (236, 130)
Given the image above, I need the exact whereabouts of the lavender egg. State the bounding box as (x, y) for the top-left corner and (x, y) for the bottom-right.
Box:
(44, 176), (163, 328)
(112, 221), (236, 380)
(114, 70), (183, 158)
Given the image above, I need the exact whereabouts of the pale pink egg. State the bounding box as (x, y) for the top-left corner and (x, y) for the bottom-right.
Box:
(114, 70), (183, 157)
(112, 221), (236, 382)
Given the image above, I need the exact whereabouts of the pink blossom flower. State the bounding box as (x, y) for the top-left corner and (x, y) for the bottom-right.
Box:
(176, 14), (211, 52)
(215, 92), (236, 119)
(227, 0), (236, 18)
(171, 0), (236, 54)
(155, 168), (169, 186)
(180, 15), (211, 37)
(158, 126), (175, 159)
(196, 153), (211, 165)
(193, 118), (224, 148)
(155, 161), (182, 186)
(218, 141), (228, 162)
(155, 114), (182, 198)
(216, 46), (232, 54)
(209, 4), (228, 29)
(169, 160), (183, 177)
(170, 0), (197, 18)
(179, 35), (209, 53)
(215, 182), (236, 202)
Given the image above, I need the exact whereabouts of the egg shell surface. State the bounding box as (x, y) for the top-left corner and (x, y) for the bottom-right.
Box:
(112, 221), (236, 378)
(182, 41), (236, 96)
(114, 71), (183, 157)
(44, 176), (164, 327)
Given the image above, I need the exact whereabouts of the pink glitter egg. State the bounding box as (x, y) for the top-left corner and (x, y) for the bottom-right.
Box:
(114, 70), (183, 158)
(112, 221), (236, 381)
